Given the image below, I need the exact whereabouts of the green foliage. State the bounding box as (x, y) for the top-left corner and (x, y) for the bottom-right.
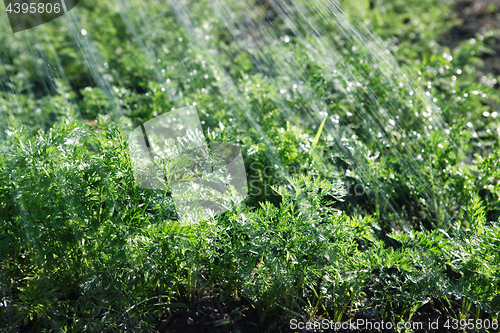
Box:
(1, 0), (500, 330)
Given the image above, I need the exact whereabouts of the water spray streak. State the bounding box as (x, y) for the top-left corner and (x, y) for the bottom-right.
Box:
(0, 0), (475, 227)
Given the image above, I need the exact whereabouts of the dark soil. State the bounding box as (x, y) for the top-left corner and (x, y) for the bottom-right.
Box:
(442, 0), (500, 77)
(156, 291), (262, 333)
(157, 292), (480, 332)
(155, 277), (480, 333)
